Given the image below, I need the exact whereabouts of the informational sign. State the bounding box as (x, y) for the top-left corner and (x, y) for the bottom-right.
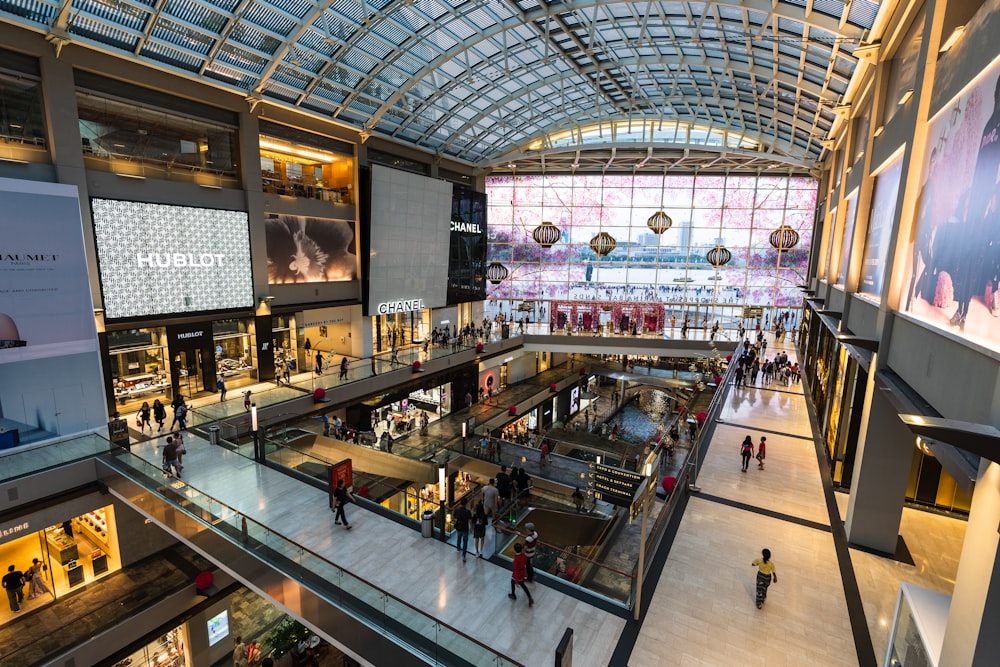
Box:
(91, 198), (253, 319)
(207, 610), (230, 646)
(328, 458), (354, 511)
(742, 306), (763, 319)
(591, 463), (643, 508)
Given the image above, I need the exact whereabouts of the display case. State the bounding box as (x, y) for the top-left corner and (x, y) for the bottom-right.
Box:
(45, 527), (78, 565)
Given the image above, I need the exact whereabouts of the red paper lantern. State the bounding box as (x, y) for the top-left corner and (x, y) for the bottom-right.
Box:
(509, 405), (517, 415)
(696, 411), (707, 423)
(195, 571), (214, 591)
(550, 383), (557, 392)
(412, 360), (422, 371)
(579, 367), (586, 375)
(726, 354), (732, 362)
(313, 387), (326, 401)
(476, 343), (484, 353)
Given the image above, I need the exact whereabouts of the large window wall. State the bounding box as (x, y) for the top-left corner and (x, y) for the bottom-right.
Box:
(485, 174), (815, 330)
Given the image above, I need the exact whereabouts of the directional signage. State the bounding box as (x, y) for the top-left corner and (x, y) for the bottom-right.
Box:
(591, 463), (643, 508)
(742, 306), (764, 319)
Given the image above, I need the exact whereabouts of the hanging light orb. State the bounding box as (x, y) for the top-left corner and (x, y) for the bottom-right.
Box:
(589, 231), (617, 257)
(769, 224), (800, 252)
(532, 220), (561, 248)
(485, 262), (509, 284)
(646, 210), (673, 234)
(706, 244), (733, 268)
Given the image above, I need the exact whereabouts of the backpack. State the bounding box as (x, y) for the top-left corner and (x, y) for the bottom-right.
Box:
(176, 404), (188, 419)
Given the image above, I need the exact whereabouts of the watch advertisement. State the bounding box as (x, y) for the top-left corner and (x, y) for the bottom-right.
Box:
(91, 198), (253, 320)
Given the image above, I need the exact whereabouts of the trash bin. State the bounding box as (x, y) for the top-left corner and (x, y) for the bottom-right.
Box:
(421, 509), (435, 538)
(208, 425), (220, 445)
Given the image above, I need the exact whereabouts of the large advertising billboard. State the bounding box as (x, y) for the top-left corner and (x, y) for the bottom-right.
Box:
(264, 214), (357, 284)
(859, 158), (902, 299)
(448, 187), (487, 304)
(368, 165), (452, 316)
(91, 199), (253, 319)
(902, 56), (1000, 351)
(0, 178), (105, 444)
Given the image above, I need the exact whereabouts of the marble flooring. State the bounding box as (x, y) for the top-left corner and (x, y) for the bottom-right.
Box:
(627, 338), (967, 667)
(119, 334), (967, 667)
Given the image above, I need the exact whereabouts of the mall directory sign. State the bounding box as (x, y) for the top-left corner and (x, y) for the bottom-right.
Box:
(590, 463), (642, 508)
(91, 199), (254, 320)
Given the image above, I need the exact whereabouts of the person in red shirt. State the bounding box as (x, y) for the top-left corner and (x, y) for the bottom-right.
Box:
(508, 543), (534, 606)
(757, 436), (767, 470)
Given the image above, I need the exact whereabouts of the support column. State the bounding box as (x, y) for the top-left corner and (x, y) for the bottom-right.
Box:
(939, 460), (1000, 666)
(844, 385), (913, 553)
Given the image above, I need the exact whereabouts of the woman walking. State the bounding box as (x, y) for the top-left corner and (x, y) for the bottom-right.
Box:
(152, 399), (166, 431)
(26, 558), (51, 599)
(740, 435), (754, 472)
(472, 501), (487, 557)
(138, 401), (152, 434)
(751, 548), (777, 609)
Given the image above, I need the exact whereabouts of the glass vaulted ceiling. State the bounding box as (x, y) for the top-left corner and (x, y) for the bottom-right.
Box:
(0, 0), (878, 168)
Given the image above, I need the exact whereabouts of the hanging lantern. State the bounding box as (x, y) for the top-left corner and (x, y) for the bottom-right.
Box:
(485, 262), (509, 284)
(769, 224), (800, 252)
(646, 211), (673, 234)
(532, 221), (561, 248)
(589, 231), (617, 257)
(706, 244), (732, 268)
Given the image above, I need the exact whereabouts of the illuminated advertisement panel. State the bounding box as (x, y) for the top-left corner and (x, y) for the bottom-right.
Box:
(91, 199), (253, 319)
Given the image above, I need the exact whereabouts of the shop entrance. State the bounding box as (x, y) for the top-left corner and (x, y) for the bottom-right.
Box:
(176, 349), (207, 397)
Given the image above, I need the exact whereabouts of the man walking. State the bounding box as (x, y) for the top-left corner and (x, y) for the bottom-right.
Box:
(315, 350), (324, 375)
(3, 564), (24, 613)
(482, 478), (500, 520)
(453, 497), (473, 562)
(162, 436), (181, 477)
(217, 375), (227, 401)
(339, 356), (349, 381)
(333, 479), (355, 529)
(523, 522), (538, 582)
(496, 466), (513, 509)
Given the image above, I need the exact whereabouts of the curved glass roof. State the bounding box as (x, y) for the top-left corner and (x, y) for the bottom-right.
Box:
(0, 0), (879, 168)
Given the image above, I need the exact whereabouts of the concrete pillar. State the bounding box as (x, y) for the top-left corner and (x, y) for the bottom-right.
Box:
(939, 460), (1000, 667)
(844, 386), (913, 553)
(353, 312), (373, 358)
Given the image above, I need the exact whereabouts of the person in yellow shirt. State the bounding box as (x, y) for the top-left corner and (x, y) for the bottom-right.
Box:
(751, 548), (777, 609)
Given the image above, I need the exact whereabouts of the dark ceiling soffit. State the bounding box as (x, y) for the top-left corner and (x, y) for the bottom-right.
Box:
(834, 335), (879, 353)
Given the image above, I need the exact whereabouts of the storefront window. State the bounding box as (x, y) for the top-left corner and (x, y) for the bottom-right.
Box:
(259, 134), (354, 203)
(0, 505), (121, 625)
(116, 626), (189, 667)
(77, 92), (238, 186)
(213, 319), (257, 389)
(109, 328), (170, 413)
(0, 69), (49, 164)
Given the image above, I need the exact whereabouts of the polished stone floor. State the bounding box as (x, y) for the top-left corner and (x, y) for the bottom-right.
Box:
(628, 337), (966, 667)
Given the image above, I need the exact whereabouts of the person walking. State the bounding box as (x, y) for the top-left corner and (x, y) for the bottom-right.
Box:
(26, 558), (51, 599)
(472, 501), (487, 558)
(523, 522), (538, 582)
(333, 479), (355, 529)
(751, 548), (778, 608)
(453, 497), (472, 562)
(233, 636), (247, 667)
(217, 375), (227, 401)
(572, 487), (585, 513)
(3, 564), (24, 612)
(508, 543), (534, 606)
(162, 436), (181, 477)
(756, 436), (767, 469)
(243, 390), (252, 412)
(339, 356), (349, 381)
(138, 401), (152, 434)
(245, 639), (262, 666)
(740, 435), (754, 472)
(152, 399), (166, 431)
(482, 478), (500, 520)
(540, 440), (550, 465)
(315, 350), (324, 375)
(174, 430), (186, 470)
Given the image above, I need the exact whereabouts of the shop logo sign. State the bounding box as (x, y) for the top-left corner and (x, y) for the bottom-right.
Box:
(1, 521), (29, 538)
(137, 253), (225, 268)
(450, 220), (482, 234)
(376, 299), (425, 314)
